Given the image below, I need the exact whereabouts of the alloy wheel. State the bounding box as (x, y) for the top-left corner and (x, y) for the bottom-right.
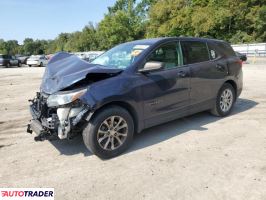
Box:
(97, 116), (128, 151)
(220, 89), (233, 112)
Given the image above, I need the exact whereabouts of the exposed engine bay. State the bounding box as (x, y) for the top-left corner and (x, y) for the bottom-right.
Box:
(27, 52), (122, 141)
(27, 91), (90, 141)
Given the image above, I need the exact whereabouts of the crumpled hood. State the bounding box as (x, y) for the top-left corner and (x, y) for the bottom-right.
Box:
(40, 52), (122, 94)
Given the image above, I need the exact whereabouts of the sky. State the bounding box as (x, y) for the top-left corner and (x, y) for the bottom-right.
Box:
(0, 0), (117, 44)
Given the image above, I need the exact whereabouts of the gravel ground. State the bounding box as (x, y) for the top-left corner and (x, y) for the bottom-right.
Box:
(0, 63), (266, 200)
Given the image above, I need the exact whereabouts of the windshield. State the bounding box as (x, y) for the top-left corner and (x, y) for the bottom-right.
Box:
(91, 43), (150, 69)
(0, 55), (8, 59)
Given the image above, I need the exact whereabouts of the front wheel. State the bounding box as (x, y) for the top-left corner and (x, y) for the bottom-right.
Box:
(39, 62), (43, 67)
(82, 106), (134, 159)
(211, 83), (235, 117)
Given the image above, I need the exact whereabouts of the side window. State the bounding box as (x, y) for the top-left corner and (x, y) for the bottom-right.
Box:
(208, 43), (219, 60)
(181, 41), (210, 64)
(146, 42), (181, 69)
(216, 42), (236, 57)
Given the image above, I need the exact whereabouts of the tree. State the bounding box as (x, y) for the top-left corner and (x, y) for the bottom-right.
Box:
(97, 0), (157, 49)
(146, 0), (266, 43)
(0, 0), (265, 55)
(23, 38), (35, 55)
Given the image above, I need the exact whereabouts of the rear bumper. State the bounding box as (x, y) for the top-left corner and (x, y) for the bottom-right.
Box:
(236, 69), (243, 98)
(27, 61), (39, 65)
(237, 88), (242, 98)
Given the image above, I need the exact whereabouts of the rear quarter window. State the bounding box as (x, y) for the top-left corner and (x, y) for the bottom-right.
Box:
(216, 42), (236, 57)
(207, 42), (220, 60)
(181, 41), (210, 64)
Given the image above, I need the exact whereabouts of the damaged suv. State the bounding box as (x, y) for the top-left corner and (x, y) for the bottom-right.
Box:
(27, 37), (243, 159)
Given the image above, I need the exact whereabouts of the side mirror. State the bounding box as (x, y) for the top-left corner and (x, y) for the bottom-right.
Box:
(138, 61), (164, 73)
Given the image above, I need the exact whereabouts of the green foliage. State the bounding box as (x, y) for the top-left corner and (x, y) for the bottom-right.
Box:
(0, 40), (20, 55)
(97, 0), (149, 49)
(147, 0), (266, 43)
(0, 0), (265, 55)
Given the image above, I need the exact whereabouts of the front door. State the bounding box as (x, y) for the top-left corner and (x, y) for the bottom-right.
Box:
(139, 41), (190, 128)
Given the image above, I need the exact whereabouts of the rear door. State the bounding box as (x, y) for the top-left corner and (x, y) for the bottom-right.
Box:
(9, 56), (15, 66)
(139, 41), (190, 128)
(11, 56), (18, 66)
(181, 40), (227, 112)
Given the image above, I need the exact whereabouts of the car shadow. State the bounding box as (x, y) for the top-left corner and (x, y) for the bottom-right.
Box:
(49, 98), (258, 157)
(50, 135), (91, 156)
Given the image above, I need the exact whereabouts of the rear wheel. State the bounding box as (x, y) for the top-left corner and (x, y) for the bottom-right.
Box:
(211, 83), (235, 117)
(6, 63), (10, 68)
(28, 65), (32, 67)
(82, 106), (134, 159)
(39, 62), (43, 67)
(18, 62), (22, 67)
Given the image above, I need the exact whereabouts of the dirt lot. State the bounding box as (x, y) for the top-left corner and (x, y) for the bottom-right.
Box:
(0, 63), (266, 200)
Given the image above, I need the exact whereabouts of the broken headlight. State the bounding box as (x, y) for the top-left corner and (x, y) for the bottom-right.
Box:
(47, 88), (87, 107)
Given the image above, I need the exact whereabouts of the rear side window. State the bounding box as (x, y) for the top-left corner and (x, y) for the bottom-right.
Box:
(181, 41), (210, 64)
(216, 42), (236, 57)
(208, 42), (219, 60)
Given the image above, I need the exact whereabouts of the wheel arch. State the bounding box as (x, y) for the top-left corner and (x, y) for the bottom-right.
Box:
(90, 101), (139, 134)
(224, 79), (237, 97)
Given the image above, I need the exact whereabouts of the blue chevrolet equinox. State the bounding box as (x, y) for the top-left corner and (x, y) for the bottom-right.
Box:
(27, 37), (243, 159)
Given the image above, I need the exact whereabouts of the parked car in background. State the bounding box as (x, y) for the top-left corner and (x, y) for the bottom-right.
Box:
(46, 54), (54, 60)
(16, 55), (29, 65)
(73, 51), (104, 62)
(27, 37), (243, 159)
(83, 52), (105, 62)
(0, 54), (21, 67)
(235, 51), (247, 62)
(27, 55), (48, 67)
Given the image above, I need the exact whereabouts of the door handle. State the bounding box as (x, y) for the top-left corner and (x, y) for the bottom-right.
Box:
(216, 64), (225, 71)
(177, 71), (187, 78)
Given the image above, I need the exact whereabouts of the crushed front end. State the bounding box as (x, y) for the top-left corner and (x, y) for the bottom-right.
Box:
(27, 90), (91, 141)
(26, 52), (122, 141)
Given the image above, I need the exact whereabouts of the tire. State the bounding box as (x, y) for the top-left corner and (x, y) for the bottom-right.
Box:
(39, 62), (43, 67)
(18, 62), (22, 67)
(28, 65), (31, 67)
(82, 106), (134, 159)
(211, 83), (236, 117)
(6, 63), (10, 68)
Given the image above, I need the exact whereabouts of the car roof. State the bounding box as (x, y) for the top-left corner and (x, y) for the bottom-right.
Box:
(124, 37), (226, 46)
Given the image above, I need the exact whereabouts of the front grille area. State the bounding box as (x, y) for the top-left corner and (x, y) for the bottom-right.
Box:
(31, 92), (56, 121)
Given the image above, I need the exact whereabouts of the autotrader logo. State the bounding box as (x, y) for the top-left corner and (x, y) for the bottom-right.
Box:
(0, 188), (54, 200)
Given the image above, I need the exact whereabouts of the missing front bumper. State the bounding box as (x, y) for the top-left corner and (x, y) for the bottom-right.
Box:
(27, 102), (91, 141)
(27, 119), (57, 141)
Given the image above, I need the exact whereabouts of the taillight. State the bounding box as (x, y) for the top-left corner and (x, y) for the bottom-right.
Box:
(236, 59), (243, 67)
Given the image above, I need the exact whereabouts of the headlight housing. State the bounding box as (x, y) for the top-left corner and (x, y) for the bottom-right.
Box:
(47, 88), (87, 107)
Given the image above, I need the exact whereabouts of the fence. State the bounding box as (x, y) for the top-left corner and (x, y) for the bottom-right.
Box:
(232, 43), (266, 57)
